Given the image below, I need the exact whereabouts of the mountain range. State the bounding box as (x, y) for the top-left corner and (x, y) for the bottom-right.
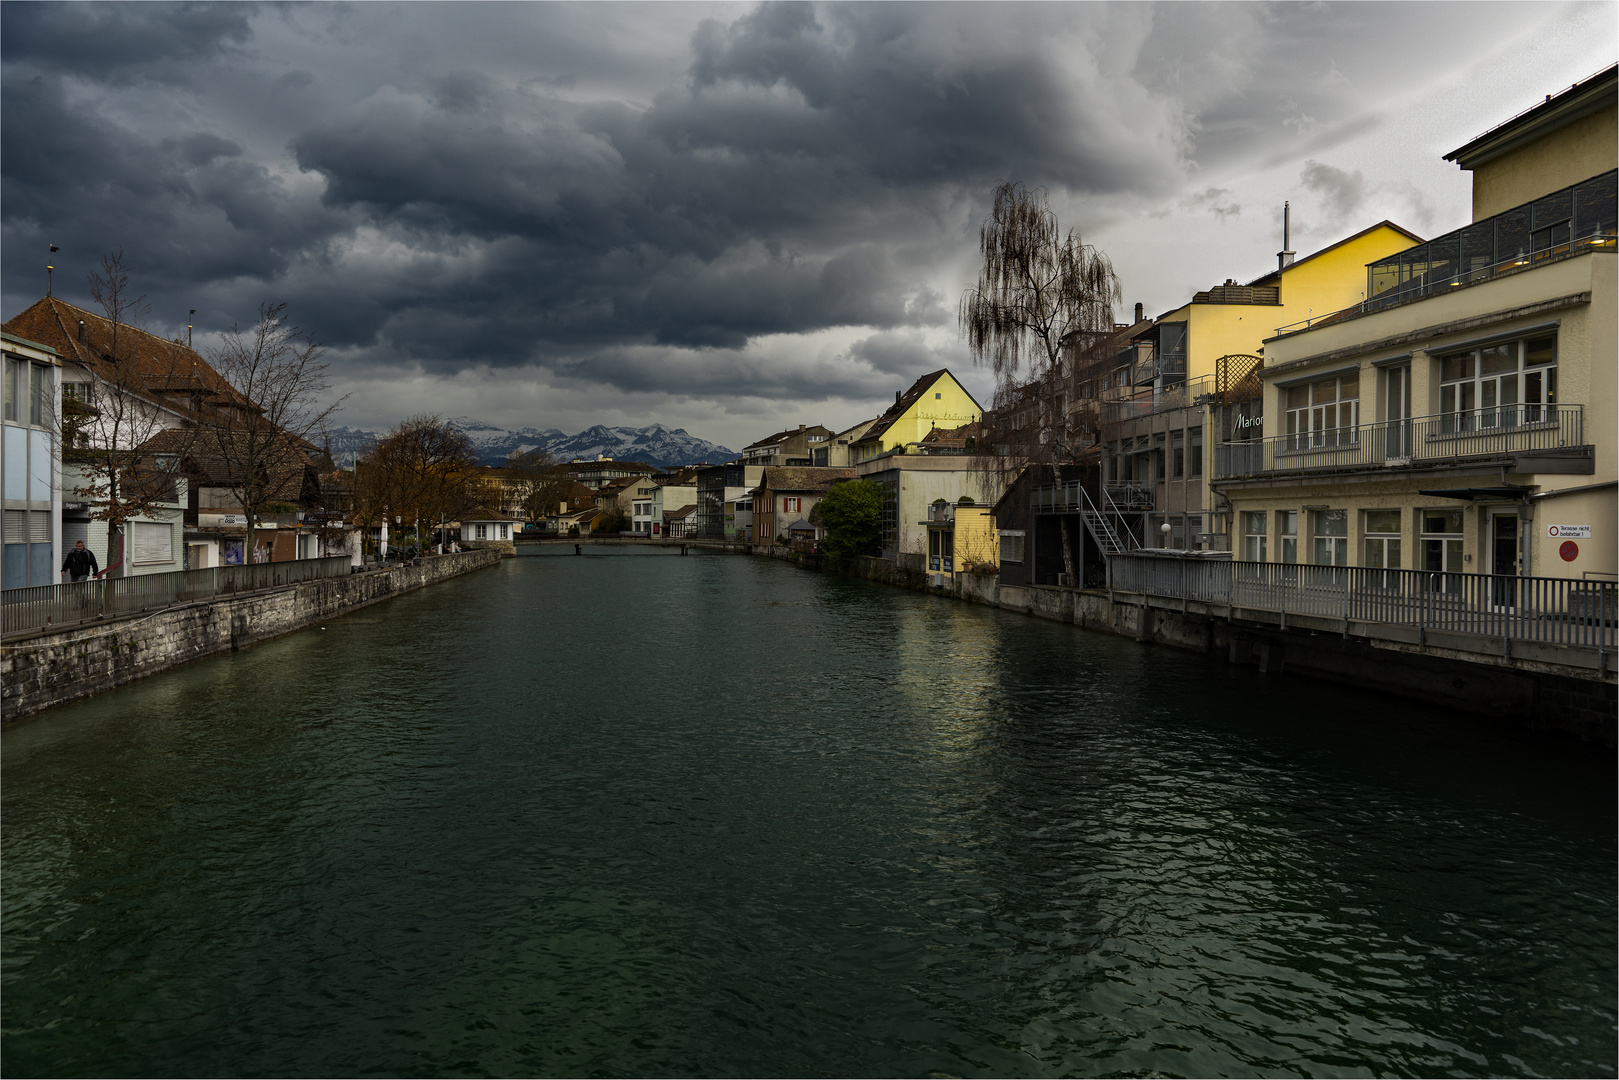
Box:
(324, 419), (737, 470)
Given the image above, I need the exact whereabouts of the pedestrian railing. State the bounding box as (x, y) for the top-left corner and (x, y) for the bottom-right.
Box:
(1108, 553), (1616, 652)
(1214, 405), (1584, 479)
(2, 556), (353, 637)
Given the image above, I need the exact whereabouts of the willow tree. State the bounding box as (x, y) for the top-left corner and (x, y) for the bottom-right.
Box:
(960, 181), (1120, 583)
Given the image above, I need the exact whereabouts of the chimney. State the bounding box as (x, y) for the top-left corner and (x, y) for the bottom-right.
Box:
(798, 424), (805, 432)
(78, 319), (85, 342)
(1134, 302), (1143, 324)
(1277, 201), (1296, 271)
(895, 391), (902, 405)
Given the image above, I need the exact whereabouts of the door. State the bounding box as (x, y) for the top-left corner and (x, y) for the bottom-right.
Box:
(1489, 511), (1519, 609)
(1385, 366), (1410, 459)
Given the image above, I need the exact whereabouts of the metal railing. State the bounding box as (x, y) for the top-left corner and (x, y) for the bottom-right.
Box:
(3, 556), (353, 637)
(1102, 375), (1216, 422)
(1214, 404), (1583, 479)
(1109, 554), (1616, 651)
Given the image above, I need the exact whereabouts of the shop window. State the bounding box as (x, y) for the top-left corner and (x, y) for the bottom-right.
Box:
(1312, 509), (1347, 566)
(1242, 511), (1267, 562)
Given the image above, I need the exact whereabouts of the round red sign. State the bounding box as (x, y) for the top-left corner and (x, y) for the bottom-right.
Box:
(1560, 540), (1579, 562)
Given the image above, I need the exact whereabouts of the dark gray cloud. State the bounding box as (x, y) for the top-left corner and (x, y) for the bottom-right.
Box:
(2, 1), (1610, 442)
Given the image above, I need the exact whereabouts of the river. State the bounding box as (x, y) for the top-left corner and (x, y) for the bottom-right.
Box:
(3, 549), (1613, 1077)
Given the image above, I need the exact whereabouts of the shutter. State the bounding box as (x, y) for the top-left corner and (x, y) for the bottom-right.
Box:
(64, 519), (90, 546)
(31, 511), (51, 542)
(132, 522), (172, 564)
(3, 510), (25, 543)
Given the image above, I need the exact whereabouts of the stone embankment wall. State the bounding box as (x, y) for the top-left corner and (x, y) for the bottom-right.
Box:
(2, 550), (502, 722)
(752, 544), (1617, 745)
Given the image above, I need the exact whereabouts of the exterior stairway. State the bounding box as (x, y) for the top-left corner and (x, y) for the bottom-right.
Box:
(1078, 485), (1139, 556)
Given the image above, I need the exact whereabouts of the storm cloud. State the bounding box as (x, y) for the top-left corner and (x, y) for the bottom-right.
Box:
(2, 1), (1611, 443)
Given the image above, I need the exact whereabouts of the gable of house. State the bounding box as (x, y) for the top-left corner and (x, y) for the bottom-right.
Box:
(853, 369), (983, 460)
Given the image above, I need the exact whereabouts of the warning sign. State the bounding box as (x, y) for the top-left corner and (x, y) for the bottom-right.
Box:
(1547, 524), (1591, 538)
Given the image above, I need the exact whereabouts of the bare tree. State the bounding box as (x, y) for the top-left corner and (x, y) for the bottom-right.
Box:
(359, 416), (480, 552)
(62, 252), (196, 577)
(960, 182), (1120, 583)
(502, 448), (572, 524)
(198, 303), (344, 561)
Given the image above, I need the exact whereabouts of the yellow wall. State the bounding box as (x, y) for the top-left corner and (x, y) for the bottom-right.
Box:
(867, 371), (982, 456)
(1169, 224), (1423, 381)
(953, 506), (998, 572)
(1470, 104), (1618, 221)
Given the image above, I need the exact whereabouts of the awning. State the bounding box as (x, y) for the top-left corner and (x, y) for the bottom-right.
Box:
(1416, 487), (1532, 501)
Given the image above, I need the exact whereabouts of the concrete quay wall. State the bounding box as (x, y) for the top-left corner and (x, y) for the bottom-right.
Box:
(752, 544), (1616, 745)
(2, 550), (502, 722)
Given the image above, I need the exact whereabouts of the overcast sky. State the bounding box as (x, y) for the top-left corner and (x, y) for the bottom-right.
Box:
(3, 2), (1614, 447)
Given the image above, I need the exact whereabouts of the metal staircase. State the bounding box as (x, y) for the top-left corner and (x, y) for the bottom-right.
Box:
(1077, 485), (1138, 556)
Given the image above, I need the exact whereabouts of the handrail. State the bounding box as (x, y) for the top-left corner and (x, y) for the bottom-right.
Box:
(2, 556), (355, 637)
(1109, 553), (1615, 652)
(1214, 404), (1583, 479)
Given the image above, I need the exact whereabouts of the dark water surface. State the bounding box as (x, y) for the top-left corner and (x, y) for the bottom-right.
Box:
(3, 551), (1614, 1078)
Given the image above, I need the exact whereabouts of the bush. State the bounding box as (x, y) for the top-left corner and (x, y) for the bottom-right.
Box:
(814, 480), (884, 563)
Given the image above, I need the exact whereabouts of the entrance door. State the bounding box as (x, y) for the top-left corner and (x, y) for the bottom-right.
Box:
(1490, 511), (1519, 609)
(1385, 366), (1410, 459)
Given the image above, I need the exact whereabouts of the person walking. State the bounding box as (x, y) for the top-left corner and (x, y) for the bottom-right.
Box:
(61, 540), (99, 582)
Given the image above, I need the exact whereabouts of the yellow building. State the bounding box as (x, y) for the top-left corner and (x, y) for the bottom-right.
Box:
(1215, 66), (1616, 586)
(1096, 220), (1423, 549)
(852, 369), (983, 462)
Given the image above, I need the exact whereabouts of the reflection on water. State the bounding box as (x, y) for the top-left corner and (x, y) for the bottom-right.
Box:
(3, 550), (1614, 1078)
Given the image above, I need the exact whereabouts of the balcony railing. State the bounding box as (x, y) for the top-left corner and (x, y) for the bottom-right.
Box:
(2, 555), (354, 637)
(1213, 404), (1583, 479)
(1103, 375), (1215, 422)
(1109, 554), (1615, 652)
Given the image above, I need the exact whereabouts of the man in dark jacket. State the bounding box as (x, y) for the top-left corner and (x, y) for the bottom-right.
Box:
(62, 540), (99, 581)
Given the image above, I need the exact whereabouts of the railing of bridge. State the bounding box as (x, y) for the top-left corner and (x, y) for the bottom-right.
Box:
(1108, 553), (1615, 652)
(2, 556), (354, 637)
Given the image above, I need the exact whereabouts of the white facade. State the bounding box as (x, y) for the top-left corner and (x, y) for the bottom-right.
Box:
(650, 484), (697, 536)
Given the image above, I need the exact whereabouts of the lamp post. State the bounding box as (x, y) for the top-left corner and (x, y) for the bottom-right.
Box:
(46, 244), (58, 297)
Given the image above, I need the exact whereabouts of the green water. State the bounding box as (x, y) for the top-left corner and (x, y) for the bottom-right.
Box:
(3, 550), (1614, 1077)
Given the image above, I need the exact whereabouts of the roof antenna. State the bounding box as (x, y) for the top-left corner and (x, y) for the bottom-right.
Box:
(1277, 202), (1295, 272)
(47, 244), (58, 297)
(188, 310), (196, 349)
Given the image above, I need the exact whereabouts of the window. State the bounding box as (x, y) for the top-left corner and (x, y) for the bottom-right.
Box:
(132, 522), (173, 565)
(1421, 509), (1465, 594)
(935, 392), (942, 399)
(928, 528), (954, 572)
(1285, 372), (1359, 449)
(1439, 335), (1557, 430)
(1363, 509), (1401, 579)
(499, 523), (509, 540)
(1242, 511), (1267, 562)
(1153, 433), (1165, 480)
(999, 530), (1025, 564)
(2, 357), (16, 422)
(28, 363), (44, 426)
(783, 497), (801, 513)
(1190, 427), (1203, 477)
(1278, 510), (1298, 564)
(1312, 509), (1347, 566)
(1171, 430), (1185, 478)
(475, 524), (488, 540)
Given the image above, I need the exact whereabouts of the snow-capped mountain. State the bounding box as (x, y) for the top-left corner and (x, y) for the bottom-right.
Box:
(324, 419), (736, 470)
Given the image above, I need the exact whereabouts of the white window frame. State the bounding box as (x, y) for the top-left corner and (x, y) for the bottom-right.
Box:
(1439, 334), (1558, 431)
(1285, 373), (1359, 450)
(1241, 511), (1267, 562)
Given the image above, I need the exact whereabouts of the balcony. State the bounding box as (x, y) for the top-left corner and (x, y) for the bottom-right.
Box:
(1104, 375), (1214, 423)
(1214, 404), (1585, 480)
